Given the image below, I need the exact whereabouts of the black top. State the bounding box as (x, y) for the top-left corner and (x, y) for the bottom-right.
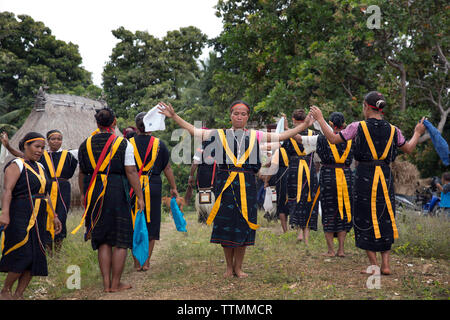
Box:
(209, 129), (261, 174)
(39, 150), (78, 180)
(132, 135), (169, 184)
(283, 129), (317, 162)
(78, 133), (128, 175)
(4, 160), (50, 198)
(316, 134), (354, 166)
(350, 119), (401, 164)
(194, 137), (216, 189)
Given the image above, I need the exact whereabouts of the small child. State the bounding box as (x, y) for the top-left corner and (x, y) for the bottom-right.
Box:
(436, 172), (450, 215)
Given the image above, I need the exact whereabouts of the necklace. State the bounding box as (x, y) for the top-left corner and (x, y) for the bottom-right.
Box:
(230, 129), (246, 160)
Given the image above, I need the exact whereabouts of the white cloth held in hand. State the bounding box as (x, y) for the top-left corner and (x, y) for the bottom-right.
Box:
(143, 104), (166, 132)
(263, 187), (273, 212)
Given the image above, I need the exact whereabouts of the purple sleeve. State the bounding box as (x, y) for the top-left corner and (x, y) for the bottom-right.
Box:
(339, 121), (360, 141)
(396, 127), (406, 146)
(256, 130), (263, 143)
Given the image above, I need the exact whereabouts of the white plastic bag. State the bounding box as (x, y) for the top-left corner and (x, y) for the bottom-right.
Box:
(263, 187), (273, 212)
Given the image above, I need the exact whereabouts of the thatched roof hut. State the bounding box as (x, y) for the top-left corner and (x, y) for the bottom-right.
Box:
(0, 87), (108, 208)
(391, 158), (421, 196)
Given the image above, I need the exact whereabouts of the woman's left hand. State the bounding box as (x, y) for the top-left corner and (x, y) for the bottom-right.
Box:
(415, 117), (427, 135)
(310, 106), (324, 122)
(170, 188), (179, 198)
(54, 217), (62, 235)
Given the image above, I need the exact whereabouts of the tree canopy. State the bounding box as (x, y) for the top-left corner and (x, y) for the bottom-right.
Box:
(0, 12), (97, 133)
(0, 1), (448, 184)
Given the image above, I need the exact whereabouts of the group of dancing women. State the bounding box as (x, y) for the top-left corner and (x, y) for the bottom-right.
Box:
(0, 90), (426, 299)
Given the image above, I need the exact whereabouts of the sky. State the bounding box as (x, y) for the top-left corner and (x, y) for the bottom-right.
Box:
(0, 0), (224, 87)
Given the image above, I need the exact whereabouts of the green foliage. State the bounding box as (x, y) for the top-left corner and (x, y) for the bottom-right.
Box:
(102, 26), (207, 118)
(210, 0), (449, 177)
(393, 212), (450, 259)
(0, 12), (96, 134)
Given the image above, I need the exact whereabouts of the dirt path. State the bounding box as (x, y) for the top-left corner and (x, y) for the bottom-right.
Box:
(63, 215), (450, 300)
(107, 221), (178, 300)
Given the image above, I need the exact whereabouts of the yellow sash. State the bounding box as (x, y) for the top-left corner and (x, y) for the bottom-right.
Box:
(91, 128), (100, 136)
(71, 136), (124, 235)
(290, 130), (313, 203)
(327, 140), (352, 223)
(2, 159), (47, 256)
(279, 147), (289, 167)
(306, 186), (320, 228)
(360, 121), (398, 239)
(43, 150), (68, 239)
(206, 129), (259, 230)
(129, 137), (160, 227)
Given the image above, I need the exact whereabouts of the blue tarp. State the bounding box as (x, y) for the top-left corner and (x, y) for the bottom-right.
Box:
(423, 119), (449, 166)
(132, 210), (149, 267)
(171, 197), (187, 232)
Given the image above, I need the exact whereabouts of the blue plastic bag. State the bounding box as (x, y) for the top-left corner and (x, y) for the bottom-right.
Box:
(170, 197), (187, 232)
(132, 210), (149, 267)
(423, 119), (449, 166)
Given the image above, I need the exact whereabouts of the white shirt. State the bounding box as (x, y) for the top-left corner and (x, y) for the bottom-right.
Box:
(49, 141), (134, 167)
(300, 135), (319, 155)
(124, 140), (135, 166)
(48, 147), (79, 161)
(12, 158), (45, 173)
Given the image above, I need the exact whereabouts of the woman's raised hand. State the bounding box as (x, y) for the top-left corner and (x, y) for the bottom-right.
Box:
(0, 131), (10, 147)
(310, 105), (324, 122)
(305, 113), (315, 127)
(158, 102), (175, 118)
(414, 117), (427, 135)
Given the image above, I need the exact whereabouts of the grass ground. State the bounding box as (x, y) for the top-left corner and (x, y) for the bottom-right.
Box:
(1, 206), (449, 300)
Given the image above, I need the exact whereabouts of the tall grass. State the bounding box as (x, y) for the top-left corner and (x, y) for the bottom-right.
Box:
(393, 209), (450, 259)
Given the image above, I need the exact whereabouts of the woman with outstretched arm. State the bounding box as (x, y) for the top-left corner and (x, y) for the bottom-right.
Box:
(310, 92), (426, 275)
(158, 100), (314, 278)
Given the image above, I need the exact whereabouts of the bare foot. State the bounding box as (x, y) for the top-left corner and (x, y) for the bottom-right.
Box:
(381, 267), (391, 275)
(322, 252), (335, 257)
(234, 269), (249, 278)
(223, 269), (234, 278)
(0, 291), (13, 300)
(110, 282), (132, 293)
(142, 264), (150, 272)
(336, 251), (346, 257)
(360, 265), (379, 275)
(134, 259), (142, 271)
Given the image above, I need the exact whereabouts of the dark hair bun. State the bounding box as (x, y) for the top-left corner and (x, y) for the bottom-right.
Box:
(329, 112), (345, 129)
(95, 107), (115, 127)
(364, 91), (386, 110)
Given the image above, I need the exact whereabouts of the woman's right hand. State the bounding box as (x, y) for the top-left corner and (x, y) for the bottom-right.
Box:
(158, 102), (176, 118)
(310, 106), (324, 122)
(0, 213), (10, 229)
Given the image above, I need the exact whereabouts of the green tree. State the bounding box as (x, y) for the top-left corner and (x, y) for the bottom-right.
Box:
(210, 0), (448, 176)
(0, 12), (93, 125)
(102, 26), (207, 119)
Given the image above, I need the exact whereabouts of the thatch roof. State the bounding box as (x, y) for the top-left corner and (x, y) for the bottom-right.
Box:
(0, 88), (108, 207)
(391, 159), (421, 196)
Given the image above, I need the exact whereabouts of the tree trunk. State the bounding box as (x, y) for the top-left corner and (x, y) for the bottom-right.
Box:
(386, 58), (407, 111)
